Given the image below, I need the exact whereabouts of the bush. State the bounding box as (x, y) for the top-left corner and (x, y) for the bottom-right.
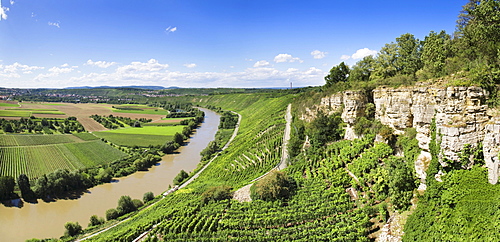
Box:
(143, 191), (155, 203)
(106, 208), (119, 221)
(132, 199), (144, 209)
(201, 185), (233, 204)
(250, 171), (296, 201)
(173, 170), (189, 185)
(88, 215), (105, 227)
(117, 195), (136, 215)
(64, 222), (82, 237)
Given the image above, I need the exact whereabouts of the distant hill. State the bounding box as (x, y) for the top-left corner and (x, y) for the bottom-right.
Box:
(64, 85), (176, 90)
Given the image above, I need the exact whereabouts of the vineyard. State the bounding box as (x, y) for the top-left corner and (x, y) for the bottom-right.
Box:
(0, 134), (127, 180)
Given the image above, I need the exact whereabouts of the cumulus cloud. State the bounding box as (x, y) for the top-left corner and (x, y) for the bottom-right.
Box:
(86, 59), (117, 68)
(0, 62), (44, 78)
(274, 54), (303, 63)
(165, 26), (177, 33)
(116, 59), (169, 73)
(253, 60), (270, 68)
(184, 63), (197, 68)
(1, 60), (327, 88)
(352, 48), (377, 59)
(340, 55), (351, 60)
(48, 21), (60, 28)
(0, 2), (9, 20)
(311, 50), (327, 59)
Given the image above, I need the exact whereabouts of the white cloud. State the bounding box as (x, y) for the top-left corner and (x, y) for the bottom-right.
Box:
(48, 21), (60, 28)
(351, 48), (377, 59)
(183, 63), (197, 68)
(165, 26), (177, 33)
(48, 66), (74, 74)
(340, 55), (351, 60)
(0, 2), (9, 21)
(116, 59), (169, 73)
(311, 50), (327, 59)
(253, 60), (270, 68)
(61, 63), (69, 67)
(274, 54), (303, 63)
(0, 63), (44, 78)
(86, 59), (117, 68)
(10, 1), (15, 5)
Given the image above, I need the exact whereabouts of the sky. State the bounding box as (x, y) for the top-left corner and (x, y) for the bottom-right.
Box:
(0, 0), (465, 89)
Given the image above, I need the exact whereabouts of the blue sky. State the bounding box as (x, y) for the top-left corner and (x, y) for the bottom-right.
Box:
(1, 0), (465, 88)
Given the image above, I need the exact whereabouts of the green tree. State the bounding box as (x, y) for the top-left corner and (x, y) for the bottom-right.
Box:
(456, 0), (500, 66)
(106, 208), (119, 221)
(17, 174), (35, 201)
(64, 222), (82, 237)
(201, 185), (233, 204)
(88, 215), (105, 227)
(324, 62), (350, 87)
(143, 191), (154, 203)
(372, 43), (398, 80)
(250, 171), (296, 201)
(117, 195), (136, 215)
(395, 33), (422, 76)
(173, 132), (185, 145)
(419, 30), (452, 78)
(0, 176), (15, 200)
(173, 170), (189, 185)
(349, 55), (375, 82)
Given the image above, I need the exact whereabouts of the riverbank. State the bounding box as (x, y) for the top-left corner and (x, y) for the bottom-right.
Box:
(0, 108), (220, 242)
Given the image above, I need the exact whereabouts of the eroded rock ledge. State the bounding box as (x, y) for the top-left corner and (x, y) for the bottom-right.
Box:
(301, 86), (500, 184)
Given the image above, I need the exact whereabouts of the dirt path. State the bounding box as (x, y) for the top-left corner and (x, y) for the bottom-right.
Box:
(233, 104), (292, 202)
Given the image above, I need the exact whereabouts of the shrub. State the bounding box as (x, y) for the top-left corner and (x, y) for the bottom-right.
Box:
(250, 171), (296, 201)
(143, 191), (155, 203)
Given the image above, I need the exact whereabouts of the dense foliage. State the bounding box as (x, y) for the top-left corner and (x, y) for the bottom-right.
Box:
(0, 116), (85, 134)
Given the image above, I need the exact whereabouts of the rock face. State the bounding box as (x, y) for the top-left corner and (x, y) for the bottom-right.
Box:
(302, 86), (500, 184)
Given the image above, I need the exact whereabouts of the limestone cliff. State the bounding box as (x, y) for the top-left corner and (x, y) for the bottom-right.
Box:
(301, 85), (500, 184)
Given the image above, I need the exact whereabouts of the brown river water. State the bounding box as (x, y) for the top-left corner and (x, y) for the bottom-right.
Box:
(0, 108), (220, 241)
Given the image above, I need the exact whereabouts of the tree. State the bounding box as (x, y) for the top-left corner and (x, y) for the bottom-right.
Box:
(349, 56), (376, 82)
(133, 120), (141, 127)
(173, 132), (185, 146)
(456, 0), (500, 66)
(420, 30), (452, 78)
(106, 208), (119, 221)
(250, 171), (296, 201)
(173, 170), (189, 185)
(0, 176), (15, 200)
(17, 174), (35, 201)
(395, 33), (422, 76)
(88, 215), (105, 227)
(372, 43), (399, 80)
(117, 195), (136, 215)
(143, 191), (154, 203)
(2, 122), (13, 133)
(64, 222), (82, 237)
(201, 185), (233, 204)
(324, 62), (350, 87)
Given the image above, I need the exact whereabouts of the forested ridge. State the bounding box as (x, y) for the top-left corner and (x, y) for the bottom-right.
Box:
(23, 0), (500, 241)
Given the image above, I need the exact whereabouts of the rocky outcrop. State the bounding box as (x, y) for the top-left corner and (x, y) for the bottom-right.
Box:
(301, 90), (367, 140)
(302, 85), (500, 184)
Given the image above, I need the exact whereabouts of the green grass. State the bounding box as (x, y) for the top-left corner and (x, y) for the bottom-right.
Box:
(0, 110), (32, 117)
(111, 104), (169, 115)
(92, 133), (174, 147)
(0, 103), (19, 107)
(73, 132), (100, 141)
(97, 126), (185, 136)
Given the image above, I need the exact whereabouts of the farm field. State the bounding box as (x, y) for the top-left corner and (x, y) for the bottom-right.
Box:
(93, 126), (185, 147)
(111, 104), (170, 115)
(0, 134), (127, 180)
(0, 102), (168, 132)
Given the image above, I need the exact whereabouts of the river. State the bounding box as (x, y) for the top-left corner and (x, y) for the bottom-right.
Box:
(0, 108), (220, 242)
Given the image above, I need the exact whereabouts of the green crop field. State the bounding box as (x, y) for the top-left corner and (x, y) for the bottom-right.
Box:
(111, 104), (169, 115)
(0, 103), (19, 107)
(0, 134), (127, 180)
(97, 126), (184, 135)
(93, 132), (175, 147)
(0, 110), (32, 117)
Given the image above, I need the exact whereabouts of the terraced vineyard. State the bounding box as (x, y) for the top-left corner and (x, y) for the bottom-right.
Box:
(0, 134), (127, 180)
